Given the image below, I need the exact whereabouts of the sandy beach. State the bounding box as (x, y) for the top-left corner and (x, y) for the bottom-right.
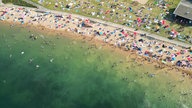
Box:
(0, 4), (191, 73)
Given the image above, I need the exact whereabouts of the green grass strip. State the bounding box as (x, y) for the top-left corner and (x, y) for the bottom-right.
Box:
(2, 0), (37, 8)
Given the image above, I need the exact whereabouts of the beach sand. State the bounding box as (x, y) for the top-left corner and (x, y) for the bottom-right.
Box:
(0, 4), (191, 73)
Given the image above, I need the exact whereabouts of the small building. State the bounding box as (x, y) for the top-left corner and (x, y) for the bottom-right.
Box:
(173, 0), (192, 21)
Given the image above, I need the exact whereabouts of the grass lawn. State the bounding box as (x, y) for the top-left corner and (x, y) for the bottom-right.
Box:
(2, 0), (37, 8)
(29, 0), (191, 43)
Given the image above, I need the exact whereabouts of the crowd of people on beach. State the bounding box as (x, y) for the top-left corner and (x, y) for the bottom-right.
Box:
(0, 4), (191, 70)
(37, 0), (192, 43)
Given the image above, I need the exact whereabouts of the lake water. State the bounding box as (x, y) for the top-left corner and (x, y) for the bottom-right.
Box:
(0, 22), (192, 108)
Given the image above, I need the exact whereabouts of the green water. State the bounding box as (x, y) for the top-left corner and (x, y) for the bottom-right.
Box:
(0, 22), (192, 108)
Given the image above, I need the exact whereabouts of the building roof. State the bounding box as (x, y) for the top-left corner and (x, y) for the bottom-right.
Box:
(173, 0), (192, 20)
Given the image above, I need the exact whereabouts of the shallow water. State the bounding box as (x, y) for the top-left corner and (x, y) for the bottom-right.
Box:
(0, 22), (192, 108)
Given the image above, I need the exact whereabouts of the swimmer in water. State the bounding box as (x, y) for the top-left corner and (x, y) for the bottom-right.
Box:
(29, 58), (33, 63)
(36, 65), (40, 69)
(50, 58), (54, 63)
(21, 51), (24, 55)
(9, 54), (12, 58)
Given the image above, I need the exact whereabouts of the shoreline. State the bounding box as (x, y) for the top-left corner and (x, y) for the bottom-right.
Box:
(1, 20), (191, 76)
(0, 4), (191, 74)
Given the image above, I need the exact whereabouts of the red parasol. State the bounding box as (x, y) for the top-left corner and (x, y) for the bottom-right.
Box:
(161, 20), (166, 25)
(137, 17), (141, 23)
(105, 10), (110, 14)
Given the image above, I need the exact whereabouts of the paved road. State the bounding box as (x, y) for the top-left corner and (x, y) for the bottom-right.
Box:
(18, 0), (192, 48)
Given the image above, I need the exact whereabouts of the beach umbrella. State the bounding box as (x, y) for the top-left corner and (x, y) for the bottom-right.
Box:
(137, 17), (141, 23)
(172, 57), (176, 61)
(85, 19), (90, 23)
(187, 57), (191, 61)
(125, 33), (128, 37)
(182, 61), (187, 65)
(161, 20), (166, 25)
(176, 52), (180, 55)
(174, 31), (178, 35)
(171, 54), (175, 57)
(171, 29), (178, 35)
(105, 10), (110, 14)
(128, 7), (132, 12)
(18, 7), (23, 10)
